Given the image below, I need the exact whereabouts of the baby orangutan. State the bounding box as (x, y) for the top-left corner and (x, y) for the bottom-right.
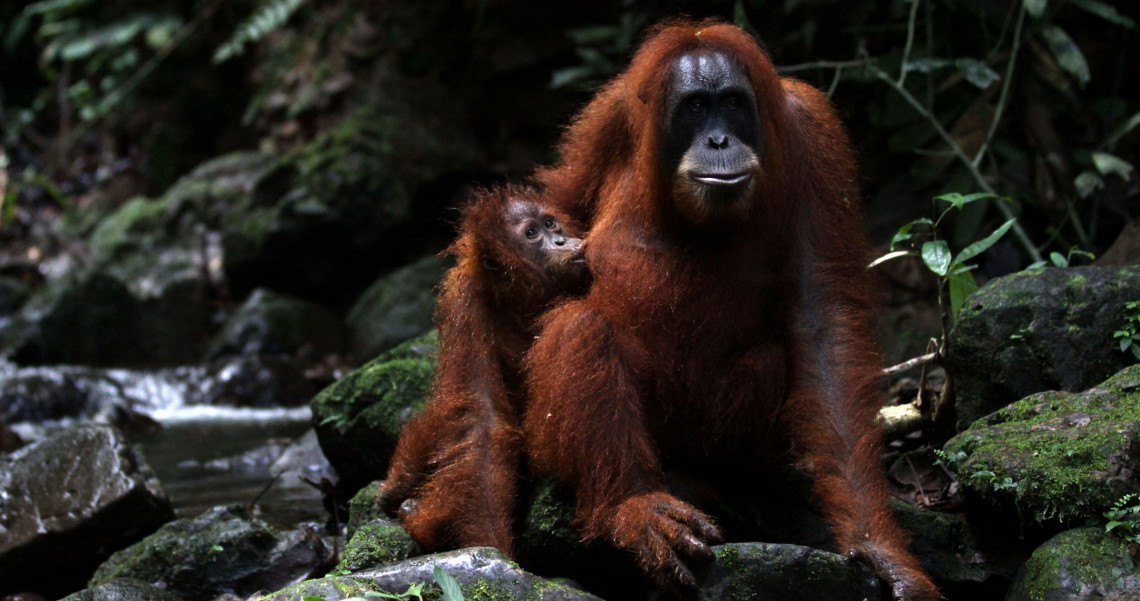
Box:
(377, 184), (589, 555)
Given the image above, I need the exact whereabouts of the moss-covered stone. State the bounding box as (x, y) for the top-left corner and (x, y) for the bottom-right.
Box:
(947, 266), (1140, 429)
(943, 364), (1140, 523)
(346, 254), (449, 361)
(695, 543), (881, 601)
(61, 577), (188, 601)
(206, 288), (345, 359)
(1005, 527), (1140, 601)
(337, 518), (418, 572)
(90, 505), (332, 601)
(312, 331), (438, 493)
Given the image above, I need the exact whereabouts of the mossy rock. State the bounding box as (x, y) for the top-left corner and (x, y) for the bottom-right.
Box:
(312, 331), (438, 493)
(1005, 527), (1140, 601)
(947, 266), (1140, 429)
(346, 254), (450, 361)
(337, 518), (419, 573)
(944, 364), (1140, 523)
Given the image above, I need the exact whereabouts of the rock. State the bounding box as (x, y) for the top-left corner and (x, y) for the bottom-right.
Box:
(312, 331), (437, 493)
(60, 578), (186, 601)
(345, 480), (386, 538)
(263, 547), (602, 601)
(221, 107), (477, 303)
(1005, 528), (1140, 601)
(346, 255), (448, 361)
(947, 266), (1140, 429)
(0, 424), (174, 598)
(1098, 217), (1140, 266)
(187, 355), (325, 408)
(89, 505), (333, 601)
(892, 502), (1018, 594)
(0, 275), (31, 316)
(206, 288), (345, 360)
(943, 365), (1140, 524)
(337, 518), (419, 572)
(696, 543), (882, 601)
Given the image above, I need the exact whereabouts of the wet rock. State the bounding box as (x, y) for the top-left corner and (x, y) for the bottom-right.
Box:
(346, 255), (448, 361)
(188, 355), (325, 408)
(696, 543), (881, 601)
(0, 424), (174, 598)
(89, 505), (333, 601)
(60, 578), (186, 601)
(264, 547), (602, 601)
(943, 365), (1140, 524)
(345, 480), (386, 538)
(892, 503), (1018, 596)
(1005, 528), (1140, 601)
(312, 331), (437, 493)
(947, 266), (1140, 429)
(0, 275), (31, 316)
(206, 288), (345, 360)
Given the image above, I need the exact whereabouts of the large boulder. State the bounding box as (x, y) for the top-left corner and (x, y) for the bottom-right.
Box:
(947, 266), (1140, 429)
(0, 424), (174, 598)
(312, 331), (437, 493)
(89, 505), (333, 601)
(1005, 528), (1140, 601)
(206, 288), (345, 360)
(345, 254), (448, 361)
(943, 364), (1140, 524)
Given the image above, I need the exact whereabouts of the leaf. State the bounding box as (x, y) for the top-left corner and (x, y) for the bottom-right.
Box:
(1070, 0), (1137, 29)
(1042, 26), (1090, 86)
(434, 566), (464, 601)
(1122, 338), (1132, 352)
(1050, 251), (1067, 267)
(948, 270), (978, 323)
(1092, 152), (1134, 181)
(955, 58), (1000, 89)
(1075, 171), (1104, 198)
(934, 192), (994, 211)
(905, 58), (953, 74)
(868, 250), (914, 269)
(952, 219), (1017, 267)
(1024, 0), (1047, 18)
(922, 240), (952, 277)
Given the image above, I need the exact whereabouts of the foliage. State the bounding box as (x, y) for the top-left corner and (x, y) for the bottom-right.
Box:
(1104, 493), (1140, 544)
(871, 192), (1015, 325)
(1113, 301), (1140, 361)
(328, 565), (464, 601)
(213, 0), (306, 64)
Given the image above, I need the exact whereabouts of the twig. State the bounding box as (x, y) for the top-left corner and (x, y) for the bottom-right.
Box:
(897, 0), (922, 87)
(777, 59), (870, 74)
(972, 2), (1026, 169)
(882, 351), (940, 377)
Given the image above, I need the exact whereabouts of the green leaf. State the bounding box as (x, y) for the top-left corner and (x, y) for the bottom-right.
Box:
(1070, 0), (1137, 29)
(1075, 171), (1104, 198)
(948, 270), (978, 323)
(934, 192), (994, 211)
(1092, 152), (1134, 181)
(1042, 26), (1090, 86)
(1050, 251), (1068, 267)
(1024, 0), (1047, 18)
(952, 218), (1016, 267)
(434, 566), (464, 601)
(922, 240), (952, 277)
(955, 58), (1000, 89)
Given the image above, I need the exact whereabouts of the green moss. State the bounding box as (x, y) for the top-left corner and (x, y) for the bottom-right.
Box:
(944, 365), (1140, 522)
(337, 520), (417, 572)
(1018, 528), (1135, 601)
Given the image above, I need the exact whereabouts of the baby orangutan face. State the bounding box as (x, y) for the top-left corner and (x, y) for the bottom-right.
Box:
(503, 199), (585, 276)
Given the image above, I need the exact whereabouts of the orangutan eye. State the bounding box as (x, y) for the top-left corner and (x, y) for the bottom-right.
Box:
(688, 98), (706, 113)
(525, 227), (538, 239)
(724, 95), (740, 110)
(544, 218), (555, 228)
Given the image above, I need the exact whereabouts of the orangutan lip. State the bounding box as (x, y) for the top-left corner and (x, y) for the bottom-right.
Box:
(691, 173), (751, 187)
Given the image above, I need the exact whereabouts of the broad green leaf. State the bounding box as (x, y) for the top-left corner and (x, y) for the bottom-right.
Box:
(1042, 26), (1090, 86)
(888, 218), (933, 250)
(1075, 171), (1104, 198)
(949, 270), (978, 324)
(952, 218), (1016, 267)
(955, 58), (1000, 89)
(1092, 152), (1134, 181)
(1049, 251), (1068, 267)
(1070, 0), (1137, 29)
(434, 566), (464, 601)
(868, 250), (914, 269)
(922, 240), (952, 276)
(1024, 0), (1047, 18)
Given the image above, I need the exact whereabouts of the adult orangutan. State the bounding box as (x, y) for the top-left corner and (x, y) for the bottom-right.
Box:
(378, 184), (588, 555)
(523, 20), (938, 600)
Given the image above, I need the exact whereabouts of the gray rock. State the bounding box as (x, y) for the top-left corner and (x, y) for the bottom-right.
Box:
(206, 288), (345, 360)
(0, 424), (174, 598)
(89, 505), (333, 601)
(346, 255), (448, 361)
(695, 543), (882, 601)
(264, 547), (602, 601)
(61, 578), (186, 601)
(947, 266), (1140, 429)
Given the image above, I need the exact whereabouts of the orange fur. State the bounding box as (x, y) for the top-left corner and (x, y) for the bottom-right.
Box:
(524, 20), (938, 599)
